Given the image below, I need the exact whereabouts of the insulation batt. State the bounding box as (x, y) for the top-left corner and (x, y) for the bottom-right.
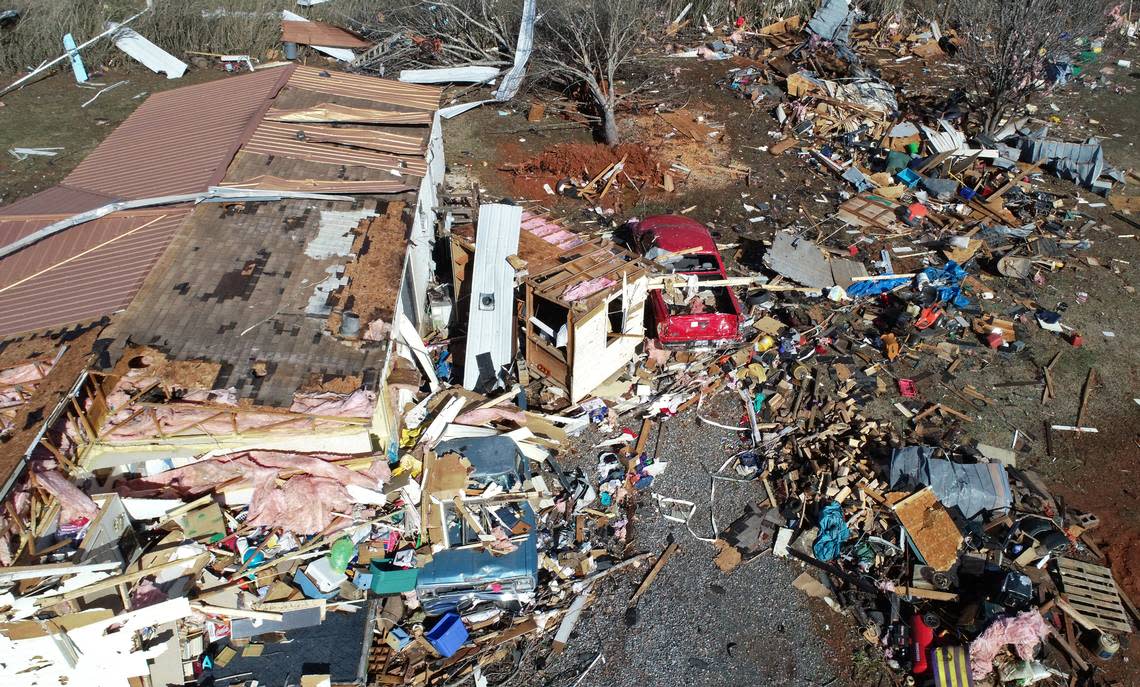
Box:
(968, 610), (1052, 680)
(289, 389), (376, 417)
(34, 468), (99, 523)
(119, 451), (391, 535)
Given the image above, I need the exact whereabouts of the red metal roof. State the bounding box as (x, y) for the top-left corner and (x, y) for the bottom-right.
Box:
(60, 66), (295, 200)
(288, 66), (442, 111)
(0, 210), (188, 337)
(0, 63), (444, 338)
(280, 20), (371, 49)
(0, 185), (118, 217)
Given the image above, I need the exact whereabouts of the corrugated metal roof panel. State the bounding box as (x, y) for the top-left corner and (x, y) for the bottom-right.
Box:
(288, 66), (442, 112)
(265, 102), (433, 125)
(0, 64), (445, 337)
(398, 66), (499, 84)
(281, 20), (371, 49)
(245, 122), (428, 176)
(0, 185), (118, 217)
(60, 66), (295, 200)
(0, 210), (188, 337)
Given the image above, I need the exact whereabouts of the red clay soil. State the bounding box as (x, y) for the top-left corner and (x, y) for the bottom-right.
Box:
(1047, 414), (1140, 602)
(503, 143), (661, 200)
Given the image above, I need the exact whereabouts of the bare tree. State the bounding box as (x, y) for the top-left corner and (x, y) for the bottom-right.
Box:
(344, 0), (518, 73)
(952, 0), (1111, 132)
(349, 0), (657, 144)
(534, 0), (657, 145)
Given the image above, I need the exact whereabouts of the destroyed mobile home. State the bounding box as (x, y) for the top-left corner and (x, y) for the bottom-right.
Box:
(1, 2), (1139, 687)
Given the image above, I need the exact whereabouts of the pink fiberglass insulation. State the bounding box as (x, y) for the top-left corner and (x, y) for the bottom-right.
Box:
(562, 276), (617, 302)
(289, 389), (377, 417)
(98, 403), (352, 441)
(454, 406), (527, 426)
(247, 476), (354, 535)
(34, 469), (99, 523)
(0, 360), (52, 386)
(1, 388), (28, 409)
(120, 451), (388, 535)
(968, 610), (1052, 680)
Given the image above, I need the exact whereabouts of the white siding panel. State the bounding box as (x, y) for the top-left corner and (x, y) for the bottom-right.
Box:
(462, 203), (522, 390)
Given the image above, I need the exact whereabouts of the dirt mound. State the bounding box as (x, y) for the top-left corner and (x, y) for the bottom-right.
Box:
(513, 143), (660, 181)
(504, 143), (661, 199)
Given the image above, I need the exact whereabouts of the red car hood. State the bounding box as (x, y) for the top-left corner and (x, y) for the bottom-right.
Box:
(635, 215), (719, 254)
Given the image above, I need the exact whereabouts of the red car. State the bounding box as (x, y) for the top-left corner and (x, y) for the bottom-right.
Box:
(631, 215), (744, 349)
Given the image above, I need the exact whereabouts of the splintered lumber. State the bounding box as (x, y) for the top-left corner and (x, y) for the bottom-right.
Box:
(0, 560), (122, 582)
(633, 418), (654, 455)
(893, 586), (958, 602)
(627, 539), (680, 608)
(1076, 367), (1097, 428)
(38, 553), (207, 606)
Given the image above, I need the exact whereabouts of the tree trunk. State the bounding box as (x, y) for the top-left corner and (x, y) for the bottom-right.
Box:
(587, 79), (620, 145)
(601, 101), (619, 145)
(983, 103), (1008, 135)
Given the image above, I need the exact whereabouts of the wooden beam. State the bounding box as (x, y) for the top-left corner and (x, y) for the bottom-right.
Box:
(191, 603), (283, 622)
(627, 540), (680, 608)
(38, 553), (207, 606)
(1076, 367), (1097, 428)
(0, 560), (122, 582)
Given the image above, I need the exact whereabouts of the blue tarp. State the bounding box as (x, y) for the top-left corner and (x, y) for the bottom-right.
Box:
(813, 501), (850, 561)
(888, 445), (1012, 519)
(845, 261), (970, 308)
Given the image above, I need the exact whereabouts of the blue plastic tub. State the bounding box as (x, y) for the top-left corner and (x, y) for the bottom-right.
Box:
(426, 612), (468, 657)
(895, 168), (920, 188)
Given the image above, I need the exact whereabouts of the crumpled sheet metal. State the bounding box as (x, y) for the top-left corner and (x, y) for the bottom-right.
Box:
(763, 230), (835, 288)
(494, 0), (535, 101)
(120, 451), (391, 534)
(807, 0), (855, 52)
(789, 71), (897, 116)
(920, 120), (967, 155)
(1016, 128), (1111, 189)
(969, 610), (1052, 680)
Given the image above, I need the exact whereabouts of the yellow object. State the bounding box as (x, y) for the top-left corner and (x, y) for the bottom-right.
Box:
(399, 426), (423, 448)
(756, 335), (776, 352)
(743, 363), (768, 383)
(392, 453), (423, 478)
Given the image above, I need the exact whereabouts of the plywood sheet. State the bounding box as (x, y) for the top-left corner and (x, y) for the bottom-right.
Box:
(892, 487), (962, 571)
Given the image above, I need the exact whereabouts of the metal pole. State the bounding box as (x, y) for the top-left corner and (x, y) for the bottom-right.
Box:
(0, 7), (150, 98)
